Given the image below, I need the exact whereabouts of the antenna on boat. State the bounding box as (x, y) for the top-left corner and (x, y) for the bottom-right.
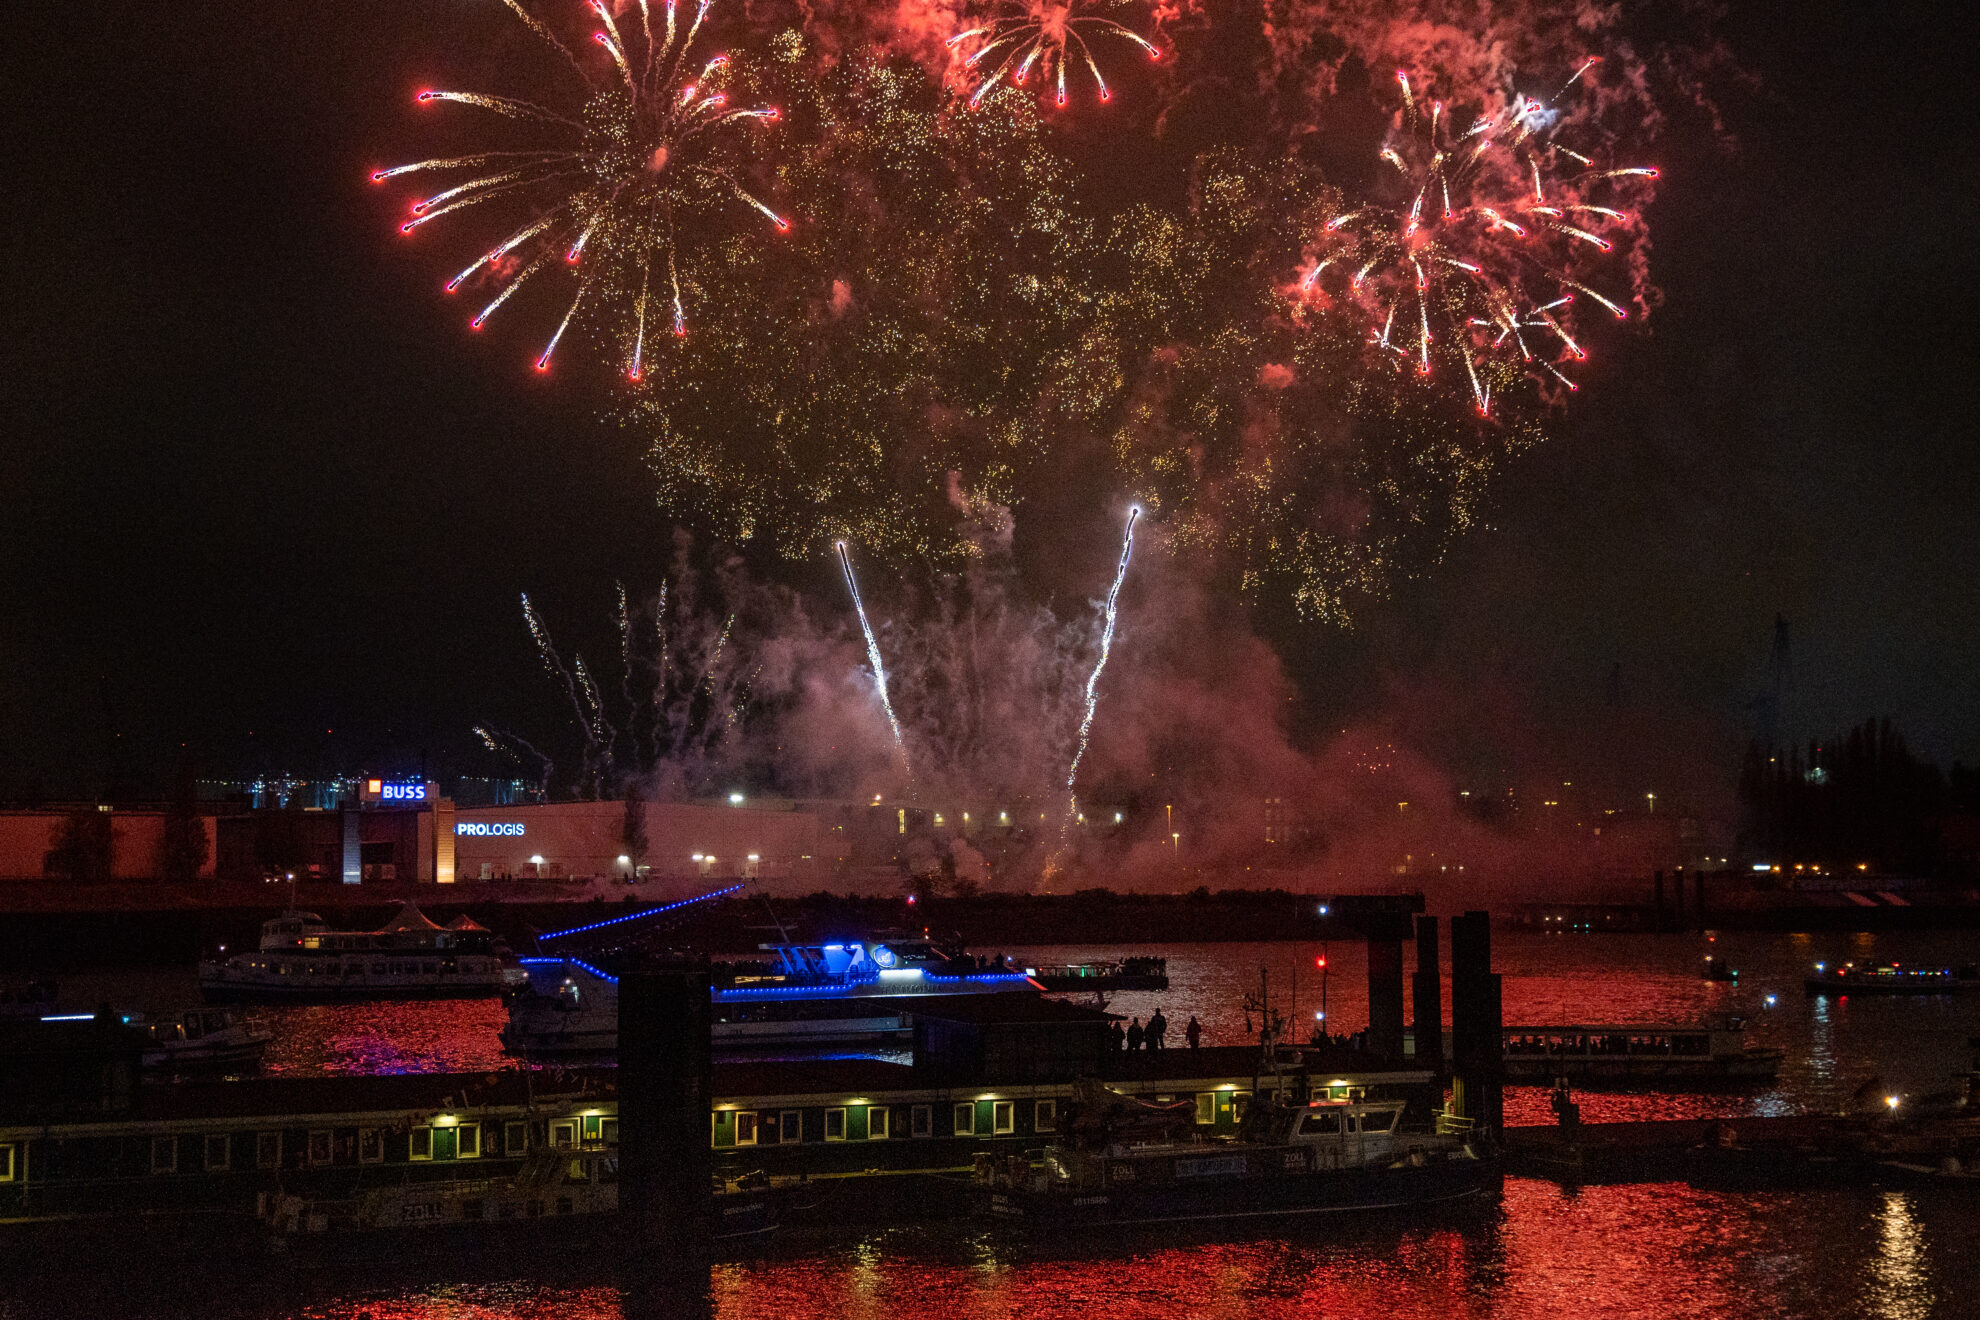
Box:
(756, 884), (795, 946)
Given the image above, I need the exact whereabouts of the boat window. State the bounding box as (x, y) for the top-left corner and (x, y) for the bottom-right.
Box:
(1344, 1114), (1361, 1133)
(779, 1111), (801, 1144)
(582, 1115), (602, 1143)
(0, 1144), (14, 1182)
(151, 1137), (178, 1175)
(912, 1105), (933, 1138)
(735, 1112), (759, 1146)
(458, 1123), (481, 1158)
(993, 1101), (1014, 1135)
(602, 1119), (619, 1145)
(953, 1103), (975, 1137)
(1034, 1100), (1056, 1133)
(410, 1127), (433, 1161)
(868, 1107), (889, 1140)
(1234, 1091), (1252, 1122)
(359, 1129), (384, 1163)
(551, 1122), (576, 1150)
(257, 1132), (281, 1169)
(1298, 1112), (1341, 1136)
(825, 1108), (846, 1142)
(503, 1122), (526, 1155)
(203, 1134), (230, 1171)
(1196, 1093), (1216, 1125)
(1366, 1109), (1398, 1133)
(308, 1130), (333, 1166)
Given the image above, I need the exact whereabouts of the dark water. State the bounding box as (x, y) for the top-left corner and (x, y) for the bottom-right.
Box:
(4, 1180), (1971, 1318)
(33, 930), (1979, 1319)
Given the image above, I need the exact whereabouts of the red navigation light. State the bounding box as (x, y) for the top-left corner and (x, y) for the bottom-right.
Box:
(1314, 955), (1327, 969)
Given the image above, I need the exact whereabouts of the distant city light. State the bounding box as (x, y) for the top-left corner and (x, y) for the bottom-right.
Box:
(1317, 904), (1330, 916)
(729, 792), (745, 805)
(529, 855), (544, 865)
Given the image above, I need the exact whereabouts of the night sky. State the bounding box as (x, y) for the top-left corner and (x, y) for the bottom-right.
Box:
(3, 0), (1976, 799)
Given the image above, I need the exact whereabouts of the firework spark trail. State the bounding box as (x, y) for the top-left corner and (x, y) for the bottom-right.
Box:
(521, 592), (592, 734)
(473, 724), (557, 797)
(950, 1), (1162, 108)
(1061, 503), (1139, 815)
(835, 541), (912, 781)
(378, 0), (787, 373)
(1297, 64), (1654, 414)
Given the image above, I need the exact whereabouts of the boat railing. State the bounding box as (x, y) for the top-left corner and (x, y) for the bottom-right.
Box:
(1434, 1110), (1475, 1136)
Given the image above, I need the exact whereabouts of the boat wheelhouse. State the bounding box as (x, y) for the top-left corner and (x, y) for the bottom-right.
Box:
(1500, 1020), (1782, 1084)
(199, 904), (521, 1001)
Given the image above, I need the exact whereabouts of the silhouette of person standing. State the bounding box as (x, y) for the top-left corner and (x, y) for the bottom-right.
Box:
(1126, 1017), (1145, 1051)
(1185, 1015), (1202, 1049)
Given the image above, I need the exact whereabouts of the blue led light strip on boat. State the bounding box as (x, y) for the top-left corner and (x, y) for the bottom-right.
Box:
(537, 884), (743, 941)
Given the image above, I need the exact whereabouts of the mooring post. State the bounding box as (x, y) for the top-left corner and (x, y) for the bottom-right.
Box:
(1412, 914), (1444, 1076)
(1365, 929), (1407, 1062)
(619, 954), (713, 1284)
(1449, 910), (1502, 1137)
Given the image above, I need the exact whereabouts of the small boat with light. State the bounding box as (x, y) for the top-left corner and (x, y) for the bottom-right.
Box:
(134, 1008), (272, 1072)
(1804, 960), (1980, 995)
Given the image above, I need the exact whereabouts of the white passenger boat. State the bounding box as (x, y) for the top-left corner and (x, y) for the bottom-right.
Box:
(200, 904), (523, 1002)
(1500, 1019), (1782, 1084)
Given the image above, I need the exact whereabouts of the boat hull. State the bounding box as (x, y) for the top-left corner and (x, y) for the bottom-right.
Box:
(978, 1156), (1500, 1229)
(1501, 1055), (1780, 1085)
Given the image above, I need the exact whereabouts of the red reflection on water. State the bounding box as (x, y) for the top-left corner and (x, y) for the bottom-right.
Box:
(105, 1180), (1966, 1320)
(251, 997), (513, 1076)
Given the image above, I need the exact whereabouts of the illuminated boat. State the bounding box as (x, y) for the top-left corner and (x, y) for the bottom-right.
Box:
(974, 1083), (1496, 1227)
(198, 904), (523, 1002)
(500, 937), (1042, 1060)
(134, 1008), (272, 1073)
(1803, 960), (1980, 995)
(1499, 1020), (1782, 1084)
(1027, 956), (1169, 992)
